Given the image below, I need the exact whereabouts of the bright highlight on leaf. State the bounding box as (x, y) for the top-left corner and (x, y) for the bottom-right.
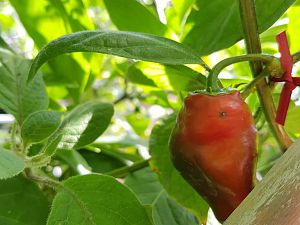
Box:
(43, 101), (114, 156)
(128, 62), (206, 91)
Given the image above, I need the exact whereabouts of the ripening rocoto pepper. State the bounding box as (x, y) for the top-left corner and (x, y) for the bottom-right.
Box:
(169, 71), (258, 222)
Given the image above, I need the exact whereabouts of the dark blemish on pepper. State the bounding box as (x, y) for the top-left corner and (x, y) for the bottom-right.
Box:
(219, 111), (227, 118)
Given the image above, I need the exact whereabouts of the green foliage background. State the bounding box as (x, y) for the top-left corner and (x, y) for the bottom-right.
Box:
(0, 0), (300, 224)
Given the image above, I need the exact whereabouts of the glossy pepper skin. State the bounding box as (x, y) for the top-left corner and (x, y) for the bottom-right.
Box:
(169, 90), (257, 222)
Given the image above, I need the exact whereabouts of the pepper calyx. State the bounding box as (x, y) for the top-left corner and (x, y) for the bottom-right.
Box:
(193, 87), (237, 96)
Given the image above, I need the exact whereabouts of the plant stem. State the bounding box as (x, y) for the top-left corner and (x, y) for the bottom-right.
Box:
(207, 54), (276, 92)
(256, 117), (266, 131)
(10, 122), (18, 152)
(113, 93), (128, 104)
(106, 159), (150, 178)
(202, 62), (211, 72)
(239, 0), (263, 73)
(292, 51), (300, 64)
(253, 106), (262, 123)
(241, 68), (269, 99)
(24, 168), (60, 190)
(239, 0), (292, 151)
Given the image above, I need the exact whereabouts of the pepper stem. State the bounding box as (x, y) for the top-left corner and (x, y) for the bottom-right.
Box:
(206, 54), (276, 92)
(241, 68), (269, 99)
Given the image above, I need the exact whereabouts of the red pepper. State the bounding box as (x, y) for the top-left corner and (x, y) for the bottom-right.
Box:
(169, 89), (257, 222)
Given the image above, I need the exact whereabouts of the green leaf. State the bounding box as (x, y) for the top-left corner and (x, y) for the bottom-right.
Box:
(21, 111), (62, 145)
(125, 168), (163, 205)
(9, 0), (94, 102)
(144, 90), (177, 109)
(103, 0), (167, 35)
(126, 113), (150, 136)
(172, 0), (196, 22)
(79, 149), (126, 173)
(44, 101), (114, 155)
(260, 24), (287, 43)
(0, 36), (14, 52)
(0, 175), (50, 225)
(152, 193), (199, 225)
(295, 0), (300, 5)
(46, 0), (94, 31)
(285, 104), (300, 134)
(28, 30), (207, 81)
(287, 3), (300, 52)
(128, 62), (206, 91)
(183, 0), (295, 55)
(166, 0), (195, 34)
(0, 48), (48, 124)
(0, 148), (25, 180)
(149, 114), (209, 222)
(125, 168), (200, 225)
(47, 174), (152, 225)
(127, 65), (158, 87)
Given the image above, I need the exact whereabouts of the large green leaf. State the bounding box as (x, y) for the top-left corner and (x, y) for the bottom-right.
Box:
(149, 114), (209, 222)
(0, 175), (49, 225)
(28, 30), (207, 81)
(0, 48), (48, 124)
(47, 174), (152, 225)
(21, 111), (62, 145)
(183, 0), (295, 55)
(125, 168), (199, 225)
(103, 0), (167, 35)
(0, 148), (25, 180)
(43, 101), (114, 155)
